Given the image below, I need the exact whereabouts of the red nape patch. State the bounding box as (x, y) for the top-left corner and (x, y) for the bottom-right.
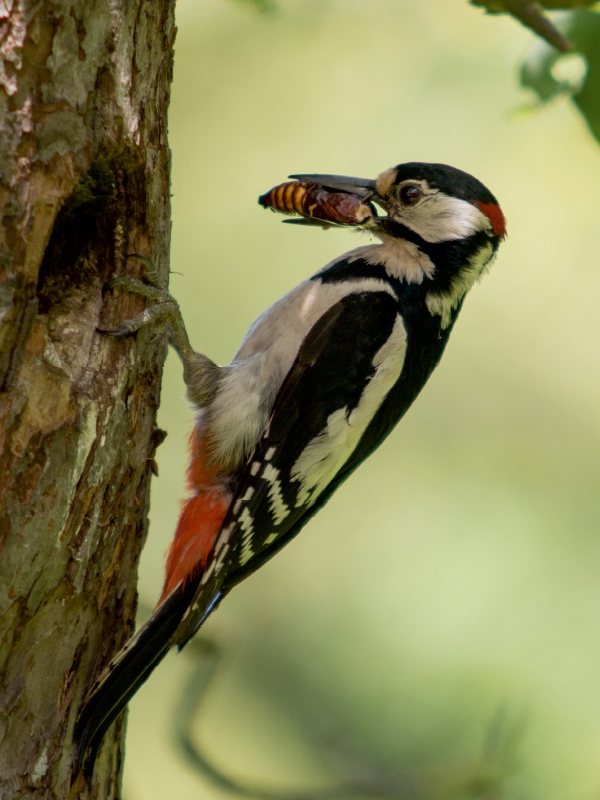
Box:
(477, 202), (506, 238)
(158, 421), (231, 604)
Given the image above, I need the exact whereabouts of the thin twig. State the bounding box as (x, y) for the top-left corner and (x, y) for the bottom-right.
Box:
(471, 0), (579, 51)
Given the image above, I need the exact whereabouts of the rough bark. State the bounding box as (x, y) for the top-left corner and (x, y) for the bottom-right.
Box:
(0, 1), (176, 797)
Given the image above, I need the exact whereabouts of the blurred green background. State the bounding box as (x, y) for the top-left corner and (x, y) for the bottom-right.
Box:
(123, 1), (600, 798)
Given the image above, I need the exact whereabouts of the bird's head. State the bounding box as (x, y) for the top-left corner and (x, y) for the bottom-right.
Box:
(292, 162), (505, 329)
(371, 162), (506, 244)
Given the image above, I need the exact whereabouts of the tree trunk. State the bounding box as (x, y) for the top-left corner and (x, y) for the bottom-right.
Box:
(0, 1), (176, 797)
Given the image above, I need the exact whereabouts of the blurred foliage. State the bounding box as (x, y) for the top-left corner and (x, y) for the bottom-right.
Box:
(232, 0), (277, 12)
(521, 9), (600, 142)
(235, 0), (598, 49)
(471, 0), (597, 50)
(174, 637), (524, 800)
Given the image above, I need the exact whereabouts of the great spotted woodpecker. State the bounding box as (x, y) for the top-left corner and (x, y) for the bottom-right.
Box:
(74, 162), (505, 774)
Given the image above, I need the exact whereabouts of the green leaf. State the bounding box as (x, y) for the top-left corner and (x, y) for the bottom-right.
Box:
(520, 9), (600, 143)
(569, 10), (600, 141)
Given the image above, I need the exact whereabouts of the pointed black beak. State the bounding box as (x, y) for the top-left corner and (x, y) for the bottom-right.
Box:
(288, 173), (377, 200)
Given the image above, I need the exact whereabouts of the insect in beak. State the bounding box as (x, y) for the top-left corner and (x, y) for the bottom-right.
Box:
(289, 173), (389, 218)
(259, 173), (388, 230)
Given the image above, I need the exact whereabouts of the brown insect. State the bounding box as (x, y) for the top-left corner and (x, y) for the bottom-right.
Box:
(259, 180), (375, 227)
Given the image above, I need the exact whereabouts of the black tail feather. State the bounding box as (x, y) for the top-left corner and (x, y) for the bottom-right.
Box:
(73, 582), (196, 779)
(79, 654), (167, 783)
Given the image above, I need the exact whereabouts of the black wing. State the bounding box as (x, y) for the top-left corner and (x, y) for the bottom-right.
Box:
(175, 289), (404, 645)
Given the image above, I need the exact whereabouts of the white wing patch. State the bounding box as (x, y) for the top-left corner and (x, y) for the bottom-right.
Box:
(291, 314), (407, 508)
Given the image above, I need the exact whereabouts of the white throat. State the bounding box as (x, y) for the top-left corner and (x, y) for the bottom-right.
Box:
(347, 239), (436, 285)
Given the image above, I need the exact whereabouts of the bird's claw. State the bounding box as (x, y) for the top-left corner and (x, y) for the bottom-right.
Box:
(97, 301), (180, 338)
(98, 254), (180, 338)
(103, 276), (169, 303)
(127, 253), (161, 288)
(98, 258), (194, 360)
(96, 326), (133, 337)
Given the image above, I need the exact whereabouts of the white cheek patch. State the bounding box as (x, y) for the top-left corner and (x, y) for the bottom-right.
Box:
(291, 315), (407, 507)
(401, 194), (492, 243)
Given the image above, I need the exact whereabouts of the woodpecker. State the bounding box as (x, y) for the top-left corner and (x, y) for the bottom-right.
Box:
(74, 162), (505, 775)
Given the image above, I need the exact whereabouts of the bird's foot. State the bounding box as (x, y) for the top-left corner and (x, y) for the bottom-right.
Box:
(98, 256), (220, 406)
(98, 255), (189, 349)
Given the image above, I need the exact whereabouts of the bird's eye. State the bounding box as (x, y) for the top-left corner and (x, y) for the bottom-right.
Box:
(399, 185), (423, 206)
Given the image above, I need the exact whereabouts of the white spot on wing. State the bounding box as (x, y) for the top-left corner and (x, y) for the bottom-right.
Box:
(291, 314), (407, 507)
(214, 524), (233, 555)
(265, 447), (276, 460)
(251, 462), (261, 475)
(215, 544), (230, 572)
(264, 532), (278, 545)
(239, 539), (254, 565)
(239, 507), (255, 565)
(262, 463), (290, 525)
(239, 507), (253, 532)
(200, 559), (216, 584)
